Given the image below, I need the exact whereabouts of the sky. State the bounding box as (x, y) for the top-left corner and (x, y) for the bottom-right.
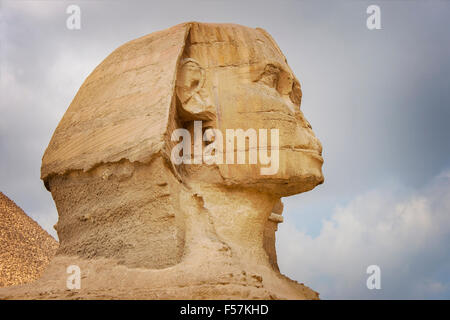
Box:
(1, 0), (449, 299)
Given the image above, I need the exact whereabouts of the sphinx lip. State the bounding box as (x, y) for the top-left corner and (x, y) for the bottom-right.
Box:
(283, 146), (324, 162)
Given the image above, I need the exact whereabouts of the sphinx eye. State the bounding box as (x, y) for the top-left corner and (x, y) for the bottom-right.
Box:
(259, 73), (278, 88)
(258, 65), (280, 89)
(289, 81), (302, 106)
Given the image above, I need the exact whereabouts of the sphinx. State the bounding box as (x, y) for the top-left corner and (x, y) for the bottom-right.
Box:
(0, 22), (323, 299)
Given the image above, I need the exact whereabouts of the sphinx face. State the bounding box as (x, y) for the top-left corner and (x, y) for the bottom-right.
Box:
(177, 25), (324, 196)
(209, 61), (324, 196)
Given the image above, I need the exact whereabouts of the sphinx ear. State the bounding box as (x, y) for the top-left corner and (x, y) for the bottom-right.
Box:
(176, 58), (215, 120)
(176, 58), (205, 103)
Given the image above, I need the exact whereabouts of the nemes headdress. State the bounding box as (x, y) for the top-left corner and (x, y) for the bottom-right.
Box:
(41, 22), (296, 186)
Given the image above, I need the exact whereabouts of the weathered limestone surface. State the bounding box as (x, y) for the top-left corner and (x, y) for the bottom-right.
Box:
(0, 22), (324, 299)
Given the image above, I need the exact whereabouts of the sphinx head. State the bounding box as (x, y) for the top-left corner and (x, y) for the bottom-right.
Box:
(40, 22), (324, 269)
(172, 23), (324, 196)
(42, 22), (323, 197)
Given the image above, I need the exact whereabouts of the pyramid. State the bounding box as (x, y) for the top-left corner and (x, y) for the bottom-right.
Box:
(0, 192), (58, 287)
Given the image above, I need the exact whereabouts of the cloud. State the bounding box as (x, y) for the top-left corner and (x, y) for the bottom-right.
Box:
(0, 4), (104, 240)
(2, 0), (64, 20)
(277, 170), (450, 299)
